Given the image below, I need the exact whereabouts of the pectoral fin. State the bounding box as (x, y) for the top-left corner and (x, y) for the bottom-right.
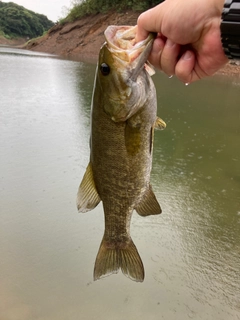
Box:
(155, 117), (166, 130)
(77, 162), (101, 213)
(135, 185), (162, 216)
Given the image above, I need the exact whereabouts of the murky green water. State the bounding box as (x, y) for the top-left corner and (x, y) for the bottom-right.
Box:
(0, 46), (239, 320)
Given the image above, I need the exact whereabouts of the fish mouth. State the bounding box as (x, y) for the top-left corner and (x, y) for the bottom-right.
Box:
(102, 26), (155, 122)
(104, 25), (155, 80)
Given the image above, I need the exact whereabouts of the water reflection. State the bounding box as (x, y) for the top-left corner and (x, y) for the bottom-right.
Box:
(0, 47), (239, 320)
(152, 72), (240, 312)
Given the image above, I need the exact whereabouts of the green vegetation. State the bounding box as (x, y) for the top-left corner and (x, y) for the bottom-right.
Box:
(0, 1), (54, 39)
(64, 0), (164, 22)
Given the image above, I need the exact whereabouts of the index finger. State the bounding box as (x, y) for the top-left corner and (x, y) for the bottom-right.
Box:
(136, 8), (160, 42)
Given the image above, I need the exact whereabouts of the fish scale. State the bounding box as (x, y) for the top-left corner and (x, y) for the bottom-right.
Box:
(77, 25), (166, 282)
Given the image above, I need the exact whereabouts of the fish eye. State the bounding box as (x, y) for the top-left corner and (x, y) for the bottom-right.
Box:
(100, 63), (110, 76)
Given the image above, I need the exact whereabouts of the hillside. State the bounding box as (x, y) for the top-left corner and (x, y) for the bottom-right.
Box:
(25, 11), (139, 63)
(24, 10), (240, 77)
(0, 1), (54, 43)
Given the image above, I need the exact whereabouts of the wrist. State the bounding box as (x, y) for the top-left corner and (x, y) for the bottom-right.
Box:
(220, 0), (240, 59)
(212, 0), (226, 15)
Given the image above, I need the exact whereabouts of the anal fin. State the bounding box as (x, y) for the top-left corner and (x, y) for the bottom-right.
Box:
(135, 185), (162, 216)
(76, 162), (101, 213)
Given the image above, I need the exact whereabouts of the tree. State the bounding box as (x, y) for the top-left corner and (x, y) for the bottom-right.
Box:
(0, 2), (54, 39)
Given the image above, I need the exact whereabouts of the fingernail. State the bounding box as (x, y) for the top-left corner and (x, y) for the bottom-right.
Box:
(183, 51), (192, 60)
(166, 39), (175, 47)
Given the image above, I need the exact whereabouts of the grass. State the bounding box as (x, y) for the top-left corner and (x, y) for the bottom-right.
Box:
(62, 0), (161, 23)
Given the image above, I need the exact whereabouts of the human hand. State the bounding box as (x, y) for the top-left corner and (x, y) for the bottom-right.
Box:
(136, 0), (228, 83)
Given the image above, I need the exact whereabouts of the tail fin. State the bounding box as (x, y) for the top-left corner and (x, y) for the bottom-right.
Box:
(94, 237), (144, 282)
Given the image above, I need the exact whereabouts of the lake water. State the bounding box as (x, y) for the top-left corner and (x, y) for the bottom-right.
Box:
(0, 46), (239, 320)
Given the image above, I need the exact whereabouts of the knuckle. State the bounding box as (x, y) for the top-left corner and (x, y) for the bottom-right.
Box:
(137, 12), (146, 27)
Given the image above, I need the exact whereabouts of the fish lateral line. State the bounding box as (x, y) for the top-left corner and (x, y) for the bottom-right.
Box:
(77, 25), (166, 283)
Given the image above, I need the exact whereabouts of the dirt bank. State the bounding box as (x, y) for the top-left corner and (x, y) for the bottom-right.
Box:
(25, 11), (138, 63)
(24, 11), (240, 76)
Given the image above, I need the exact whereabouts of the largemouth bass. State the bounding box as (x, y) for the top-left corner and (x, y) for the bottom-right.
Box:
(77, 25), (166, 282)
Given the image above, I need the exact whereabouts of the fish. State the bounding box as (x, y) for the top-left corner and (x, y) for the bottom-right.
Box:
(77, 25), (166, 282)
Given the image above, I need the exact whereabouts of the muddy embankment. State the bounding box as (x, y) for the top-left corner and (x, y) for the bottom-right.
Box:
(24, 11), (139, 63)
(20, 10), (240, 76)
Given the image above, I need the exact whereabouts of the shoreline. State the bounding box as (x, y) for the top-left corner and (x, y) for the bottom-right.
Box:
(2, 11), (240, 78)
(0, 36), (27, 46)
